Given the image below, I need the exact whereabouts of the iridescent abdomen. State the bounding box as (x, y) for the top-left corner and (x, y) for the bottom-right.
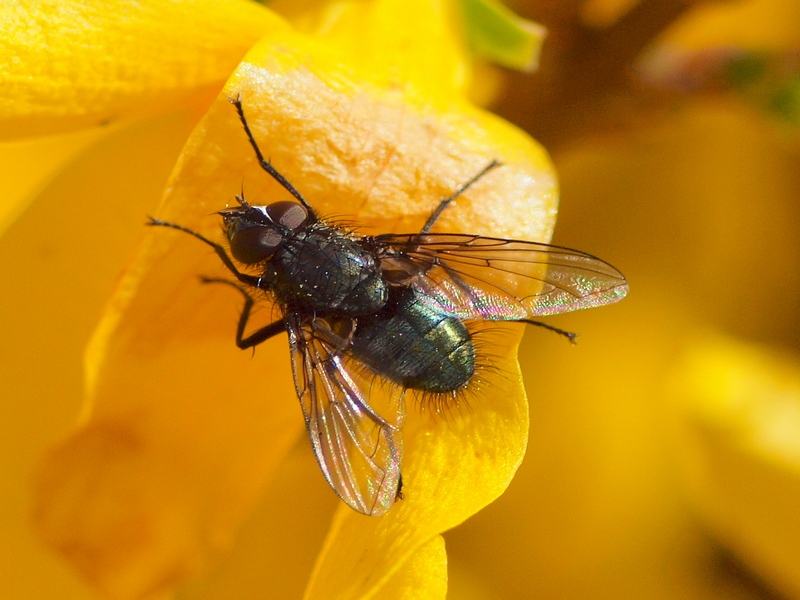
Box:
(351, 287), (476, 393)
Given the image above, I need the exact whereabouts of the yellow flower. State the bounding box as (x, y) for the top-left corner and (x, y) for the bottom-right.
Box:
(1, 1), (555, 598)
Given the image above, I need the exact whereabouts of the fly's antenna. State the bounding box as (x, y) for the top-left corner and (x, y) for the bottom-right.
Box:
(229, 95), (319, 220)
(237, 180), (249, 207)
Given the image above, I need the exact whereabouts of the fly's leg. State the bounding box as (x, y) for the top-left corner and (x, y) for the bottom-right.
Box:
(228, 95), (318, 220)
(420, 160), (502, 234)
(395, 473), (405, 501)
(146, 217), (261, 288)
(308, 317), (356, 357)
(520, 319), (577, 344)
(201, 277), (286, 348)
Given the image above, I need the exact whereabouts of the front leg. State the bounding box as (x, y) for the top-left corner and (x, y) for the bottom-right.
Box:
(147, 217), (261, 288)
(201, 277), (286, 349)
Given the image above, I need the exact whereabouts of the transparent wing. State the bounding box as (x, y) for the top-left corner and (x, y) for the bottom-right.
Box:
(375, 233), (628, 319)
(285, 314), (404, 516)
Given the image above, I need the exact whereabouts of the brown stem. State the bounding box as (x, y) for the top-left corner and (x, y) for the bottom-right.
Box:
(491, 1), (713, 152)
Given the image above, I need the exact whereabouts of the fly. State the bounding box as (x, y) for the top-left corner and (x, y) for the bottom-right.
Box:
(148, 96), (629, 516)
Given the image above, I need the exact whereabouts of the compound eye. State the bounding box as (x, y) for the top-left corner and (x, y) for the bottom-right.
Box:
(229, 225), (282, 264)
(266, 201), (309, 231)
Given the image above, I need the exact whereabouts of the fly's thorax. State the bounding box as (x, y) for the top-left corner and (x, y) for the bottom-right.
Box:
(269, 222), (389, 315)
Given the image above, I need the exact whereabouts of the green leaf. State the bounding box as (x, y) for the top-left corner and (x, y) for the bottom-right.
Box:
(768, 79), (800, 125)
(726, 51), (800, 126)
(458, 0), (546, 72)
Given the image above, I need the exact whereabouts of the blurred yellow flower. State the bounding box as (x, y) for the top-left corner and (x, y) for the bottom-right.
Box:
(672, 334), (800, 598)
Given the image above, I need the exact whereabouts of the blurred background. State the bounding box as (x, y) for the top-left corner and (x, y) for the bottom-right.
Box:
(447, 0), (800, 598)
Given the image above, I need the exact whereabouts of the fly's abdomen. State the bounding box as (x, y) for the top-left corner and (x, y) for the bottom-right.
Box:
(351, 288), (476, 393)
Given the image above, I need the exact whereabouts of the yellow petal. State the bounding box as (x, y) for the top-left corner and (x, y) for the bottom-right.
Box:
(0, 128), (107, 236)
(273, 0), (510, 108)
(271, 0), (469, 97)
(175, 444), (337, 599)
(671, 334), (800, 599)
(379, 536), (448, 600)
(0, 0), (286, 139)
(305, 327), (527, 599)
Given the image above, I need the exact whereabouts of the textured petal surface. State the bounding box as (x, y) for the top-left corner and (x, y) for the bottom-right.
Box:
(0, 0), (286, 138)
(378, 536), (448, 600)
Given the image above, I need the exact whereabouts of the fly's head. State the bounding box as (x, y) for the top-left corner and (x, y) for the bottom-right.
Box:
(220, 198), (311, 265)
